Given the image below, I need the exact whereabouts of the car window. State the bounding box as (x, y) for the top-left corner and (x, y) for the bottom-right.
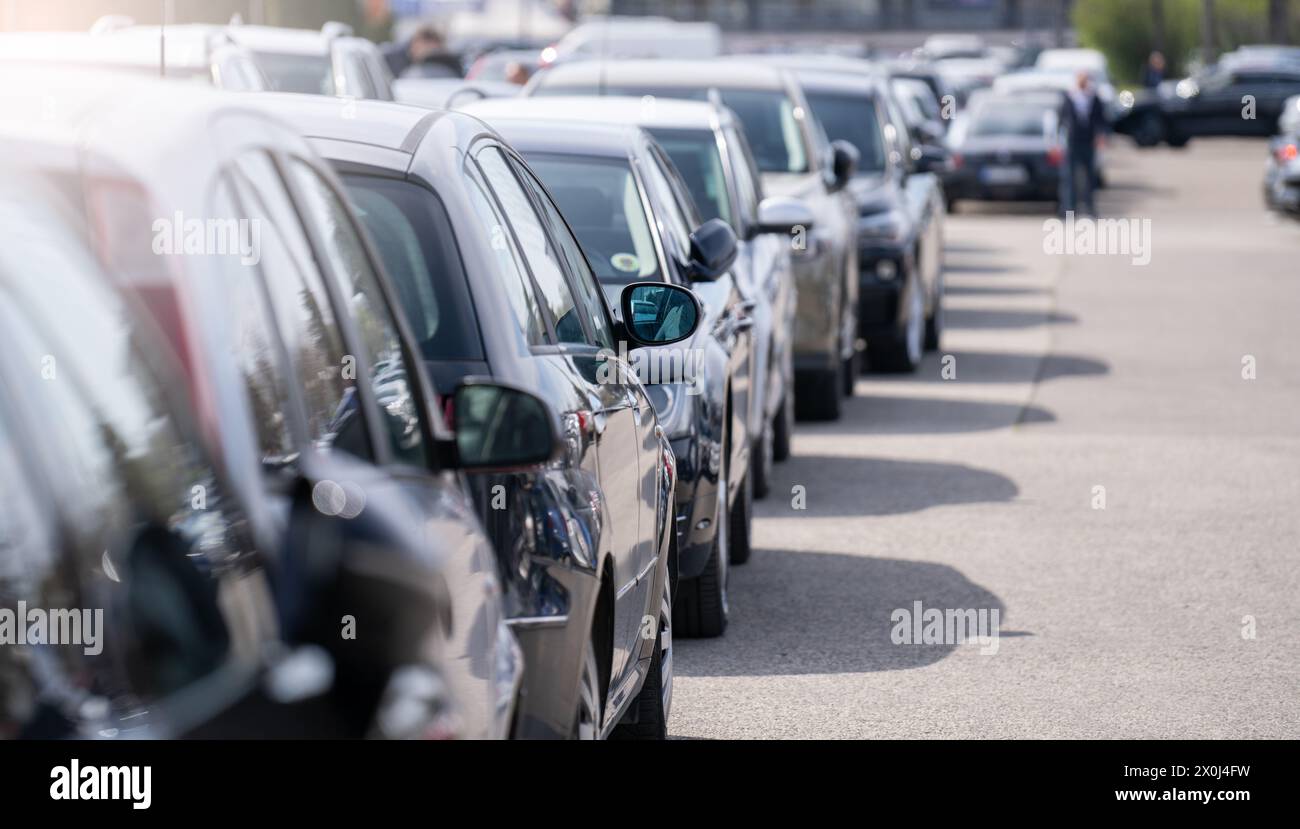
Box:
(230, 152), (372, 463)
(251, 51), (335, 95)
(287, 159), (430, 468)
(341, 174), (485, 362)
(648, 127), (733, 228)
(477, 147), (587, 346)
(804, 91), (888, 173)
(463, 162), (550, 346)
(639, 147), (699, 268)
(525, 153), (662, 284)
(514, 162), (615, 350)
(726, 125), (764, 227)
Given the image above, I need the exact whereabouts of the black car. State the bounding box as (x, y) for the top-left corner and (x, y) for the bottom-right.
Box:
(946, 90), (1067, 208)
(793, 69), (948, 373)
(268, 95), (698, 739)
(477, 112), (762, 637)
(1118, 59), (1300, 147)
(0, 71), (553, 740)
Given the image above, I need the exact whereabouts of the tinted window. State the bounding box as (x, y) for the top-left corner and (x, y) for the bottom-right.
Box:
(252, 51), (335, 95)
(230, 153), (368, 462)
(289, 160), (429, 467)
(649, 127), (733, 227)
(640, 148), (699, 262)
(726, 126), (764, 226)
(514, 164), (616, 350)
(342, 174), (484, 362)
(970, 101), (1059, 137)
(525, 154), (662, 284)
(463, 163), (549, 345)
(477, 148), (586, 346)
(804, 91), (887, 173)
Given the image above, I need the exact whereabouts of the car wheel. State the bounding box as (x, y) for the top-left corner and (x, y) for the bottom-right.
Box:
(752, 419), (774, 500)
(772, 392), (794, 462)
(728, 467), (753, 564)
(674, 472), (729, 638)
(570, 633), (602, 740)
(924, 285), (944, 352)
(1134, 112), (1165, 147)
(843, 347), (860, 395)
(946, 196), (958, 213)
(611, 575), (672, 740)
(868, 281), (924, 373)
(794, 361), (843, 421)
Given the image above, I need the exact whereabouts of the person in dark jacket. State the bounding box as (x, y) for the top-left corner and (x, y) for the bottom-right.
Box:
(382, 26), (461, 78)
(1061, 71), (1107, 216)
(1140, 51), (1166, 89)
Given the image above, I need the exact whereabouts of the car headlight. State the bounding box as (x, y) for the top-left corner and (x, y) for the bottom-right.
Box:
(859, 209), (906, 243)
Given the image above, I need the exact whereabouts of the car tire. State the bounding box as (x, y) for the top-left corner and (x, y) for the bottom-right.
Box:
(946, 196), (958, 213)
(794, 364), (842, 421)
(570, 633), (602, 740)
(728, 468), (752, 564)
(1133, 112), (1166, 147)
(772, 391), (793, 462)
(842, 347), (860, 396)
(752, 421), (773, 500)
(611, 576), (672, 740)
(924, 289), (944, 352)
(674, 474), (729, 638)
(868, 281), (924, 373)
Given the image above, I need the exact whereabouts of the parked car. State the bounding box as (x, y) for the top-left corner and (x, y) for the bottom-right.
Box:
(0, 70), (542, 740)
(266, 94), (694, 738)
(465, 103), (762, 640)
(1117, 58), (1300, 146)
(227, 21), (395, 100)
(776, 68), (947, 372)
(1264, 94), (1300, 213)
(946, 90), (1067, 209)
(538, 17), (721, 68)
(1034, 48), (1117, 115)
(0, 24), (268, 90)
(993, 70), (1108, 187)
(464, 94), (803, 502)
(528, 59), (861, 420)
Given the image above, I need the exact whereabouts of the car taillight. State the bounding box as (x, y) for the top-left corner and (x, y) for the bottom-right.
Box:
(1046, 145), (1063, 167)
(950, 153), (963, 169)
(1278, 143), (1298, 163)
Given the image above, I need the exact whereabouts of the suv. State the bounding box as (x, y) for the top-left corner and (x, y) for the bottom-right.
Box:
(267, 95), (697, 739)
(527, 59), (862, 421)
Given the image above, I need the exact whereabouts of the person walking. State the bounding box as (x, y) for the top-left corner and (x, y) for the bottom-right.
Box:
(1061, 70), (1106, 217)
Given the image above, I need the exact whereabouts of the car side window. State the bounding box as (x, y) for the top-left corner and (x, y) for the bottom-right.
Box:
(463, 161), (550, 346)
(639, 148), (697, 267)
(513, 160), (615, 350)
(726, 126), (764, 228)
(287, 159), (431, 468)
(477, 147), (588, 346)
(229, 152), (373, 463)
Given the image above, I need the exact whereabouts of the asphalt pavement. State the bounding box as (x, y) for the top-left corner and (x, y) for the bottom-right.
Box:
(671, 138), (1300, 739)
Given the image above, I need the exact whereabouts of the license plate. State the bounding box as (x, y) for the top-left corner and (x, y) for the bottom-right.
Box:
(980, 165), (1028, 185)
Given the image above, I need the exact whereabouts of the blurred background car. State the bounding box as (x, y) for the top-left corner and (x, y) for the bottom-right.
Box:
(946, 90), (1067, 211)
(226, 20), (395, 100)
(468, 106), (758, 639)
(0, 71), (546, 740)
(271, 96), (690, 739)
(529, 59), (862, 421)
(1264, 94), (1300, 213)
(537, 16), (721, 68)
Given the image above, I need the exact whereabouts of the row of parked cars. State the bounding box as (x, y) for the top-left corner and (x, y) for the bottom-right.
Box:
(0, 19), (958, 740)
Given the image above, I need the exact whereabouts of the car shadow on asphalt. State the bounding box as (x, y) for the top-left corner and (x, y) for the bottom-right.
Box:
(943, 284), (1047, 297)
(943, 307), (1079, 329)
(871, 351), (1110, 385)
(755, 454), (1018, 518)
(674, 550), (1008, 677)
(802, 394), (1056, 434)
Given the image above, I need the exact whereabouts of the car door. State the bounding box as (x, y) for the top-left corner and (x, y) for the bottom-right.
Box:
(474, 144), (649, 691)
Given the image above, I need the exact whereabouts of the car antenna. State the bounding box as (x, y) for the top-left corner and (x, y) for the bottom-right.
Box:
(159, 0), (175, 79)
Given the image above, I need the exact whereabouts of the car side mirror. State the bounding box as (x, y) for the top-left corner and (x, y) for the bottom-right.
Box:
(685, 218), (739, 282)
(755, 196), (816, 236)
(619, 282), (703, 347)
(830, 139), (859, 192)
(451, 379), (564, 471)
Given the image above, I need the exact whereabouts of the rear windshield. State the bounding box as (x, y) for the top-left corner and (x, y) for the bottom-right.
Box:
(341, 174), (484, 361)
(804, 91), (887, 173)
(253, 51), (335, 95)
(646, 127), (732, 227)
(523, 154), (663, 285)
(970, 101), (1059, 137)
(536, 83), (809, 174)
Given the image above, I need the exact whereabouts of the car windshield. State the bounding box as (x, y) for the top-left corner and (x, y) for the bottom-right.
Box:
(524, 154), (663, 284)
(646, 127), (733, 227)
(340, 174), (484, 361)
(804, 91), (887, 173)
(545, 84), (810, 174)
(253, 51), (335, 95)
(970, 101), (1058, 138)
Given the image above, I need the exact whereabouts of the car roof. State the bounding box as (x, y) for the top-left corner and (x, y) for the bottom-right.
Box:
(534, 58), (790, 92)
(225, 24), (334, 55)
(461, 94), (729, 132)
(973, 90), (1064, 108)
(467, 114), (645, 161)
(0, 27), (228, 70)
(785, 67), (881, 97)
(734, 53), (880, 78)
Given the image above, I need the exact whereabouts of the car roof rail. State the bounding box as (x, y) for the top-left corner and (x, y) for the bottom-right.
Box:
(90, 15), (135, 35)
(321, 21), (354, 41)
